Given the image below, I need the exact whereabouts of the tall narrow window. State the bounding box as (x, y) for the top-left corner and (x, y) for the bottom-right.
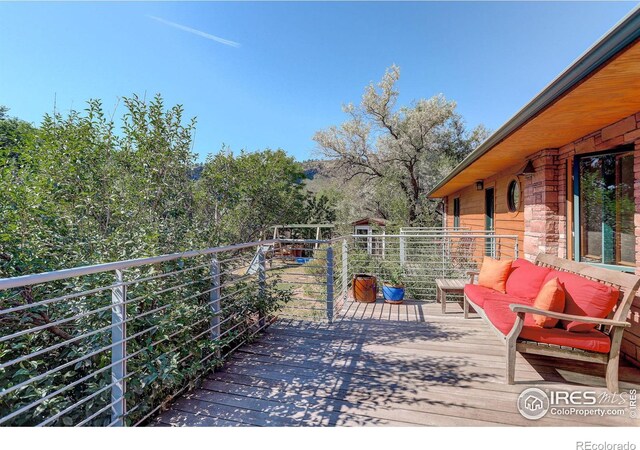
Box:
(577, 148), (635, 268)
(453, 198), (460, 228)
(485, 188), (495, 257)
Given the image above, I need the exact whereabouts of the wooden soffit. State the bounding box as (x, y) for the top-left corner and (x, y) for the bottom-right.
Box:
(429, 38), (640, 198)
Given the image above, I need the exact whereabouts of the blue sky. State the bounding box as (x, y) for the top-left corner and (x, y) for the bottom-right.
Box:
(0, 1), (637, 162)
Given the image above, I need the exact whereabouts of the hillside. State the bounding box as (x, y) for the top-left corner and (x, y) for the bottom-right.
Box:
(300, 158), (340, 195)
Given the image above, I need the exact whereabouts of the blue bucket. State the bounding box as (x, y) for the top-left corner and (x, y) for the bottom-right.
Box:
(382, 284), (405, 302)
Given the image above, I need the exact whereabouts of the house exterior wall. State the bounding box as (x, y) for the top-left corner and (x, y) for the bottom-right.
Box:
(555, 112), (640, 264)
(444, 165), (525, 259)
(554, 112), (640, 366)
(522, 148), (561, 260)
(443, 111), (640, 367)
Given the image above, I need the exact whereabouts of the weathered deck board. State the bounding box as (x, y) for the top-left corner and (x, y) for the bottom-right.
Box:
(153, 300), (640, 427)
(338, 298), (467, 322)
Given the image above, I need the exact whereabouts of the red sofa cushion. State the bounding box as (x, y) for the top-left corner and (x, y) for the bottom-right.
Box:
(464, 284), (514, 309)
(519, 327), (611, 354)
(544, 270), (620, 332)
(505, 259), (552, 300)
(483, 299), (612, 353)
(483, 297), (537, 334)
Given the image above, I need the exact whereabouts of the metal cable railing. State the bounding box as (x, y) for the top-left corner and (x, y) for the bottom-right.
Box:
(0, 238), (334, 427)
(347, 232), (519, 302)
(0, 229), (516, 426)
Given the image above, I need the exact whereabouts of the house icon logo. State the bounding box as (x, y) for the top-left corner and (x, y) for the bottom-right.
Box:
(517, 388), (550, 420)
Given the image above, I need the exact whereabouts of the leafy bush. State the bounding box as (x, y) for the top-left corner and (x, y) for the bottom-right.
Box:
(0, 98), (299, 426)
(0, 256), (292, 426)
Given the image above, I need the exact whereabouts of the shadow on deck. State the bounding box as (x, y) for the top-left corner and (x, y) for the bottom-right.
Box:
(152, 299), (640, 427)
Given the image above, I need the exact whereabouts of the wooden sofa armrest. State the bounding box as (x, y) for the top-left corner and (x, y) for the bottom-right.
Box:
(466, 270), (479, 284)
(509, 304), (630, 328)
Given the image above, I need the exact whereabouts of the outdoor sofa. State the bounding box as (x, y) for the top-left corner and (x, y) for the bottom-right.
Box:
(464, 254), (640, 392)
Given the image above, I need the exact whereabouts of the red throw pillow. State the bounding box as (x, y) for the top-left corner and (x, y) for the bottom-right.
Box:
(531, 278), (566, 328)
(505, 259), (552, 299)
(478, 257), (513, 294)
(544, 271), (620, 332)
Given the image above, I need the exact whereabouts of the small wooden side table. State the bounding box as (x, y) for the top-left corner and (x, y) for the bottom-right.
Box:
(435, 278), (467, 314)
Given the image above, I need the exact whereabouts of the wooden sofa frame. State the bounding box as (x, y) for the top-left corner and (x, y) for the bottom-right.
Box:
(464, 253), (640, 392)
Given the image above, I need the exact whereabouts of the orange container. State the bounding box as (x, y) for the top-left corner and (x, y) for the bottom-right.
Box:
(353, 274), (377, 303)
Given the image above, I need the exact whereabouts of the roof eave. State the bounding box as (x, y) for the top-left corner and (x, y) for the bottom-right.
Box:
(427, 5), (640, 198)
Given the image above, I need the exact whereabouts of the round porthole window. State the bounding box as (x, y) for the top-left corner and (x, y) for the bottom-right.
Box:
(507, 179), (521, 213)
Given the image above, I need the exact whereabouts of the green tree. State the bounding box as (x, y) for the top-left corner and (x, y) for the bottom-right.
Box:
(195, 148), (308, 244)
(313, 65), (489, 225)
(0, 98), (296, 426)
(304, 194), (336, 224)
(0, 95), (199, 280)
(0, 106), (36, 153)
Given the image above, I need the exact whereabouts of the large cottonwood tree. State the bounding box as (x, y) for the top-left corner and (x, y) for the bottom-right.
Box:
(313, 65), (489, 225)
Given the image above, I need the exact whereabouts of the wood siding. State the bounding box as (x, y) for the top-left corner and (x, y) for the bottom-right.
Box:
(443, 112), (640, 368)
(445, 164), (525, 259)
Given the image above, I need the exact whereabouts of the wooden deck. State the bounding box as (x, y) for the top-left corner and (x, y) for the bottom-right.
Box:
(153, 299), (640, 427)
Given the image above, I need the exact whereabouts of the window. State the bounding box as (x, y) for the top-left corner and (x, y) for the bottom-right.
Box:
(453, 198), (460, 228)
(354, 226), (370, 251)
(576, 148), (635, 268)
(485, 188), (495, 257)
(354, 225), (384, 256)
(507, 179), (521, 213)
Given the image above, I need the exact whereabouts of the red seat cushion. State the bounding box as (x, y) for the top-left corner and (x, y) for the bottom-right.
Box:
(483, 299), (612, 353)
(505, 259), (552, 300)
(483, 298), (537, 334)
(544, 270), (620, 332)
(464, 284), (514, 309)
(519, 327), (611, 354)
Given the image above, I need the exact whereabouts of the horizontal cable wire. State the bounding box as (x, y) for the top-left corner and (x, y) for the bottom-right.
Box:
(0, 233), (517, 426)
(0, 325), (156, 400)
(0, 288), (219, 371)
(0, 306), (218, 426)
(0, 283), (118, 316)
(38, 380), (115, 427)
(2, 268), (230, 345)
(76, 398), (119, 427)
(122, 261), (210, 287)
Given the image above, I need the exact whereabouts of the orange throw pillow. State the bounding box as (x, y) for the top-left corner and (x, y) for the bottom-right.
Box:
(531, 277), (566, 328)
(478, 257), (513, 293)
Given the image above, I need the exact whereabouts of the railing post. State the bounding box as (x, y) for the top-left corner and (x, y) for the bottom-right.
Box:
(315, 226), (321, 250)
(111, 269), (127, 427)
(342, 239), (348, 310)
(258, 248), (266, 329)
(326, 246), (334, 323)
(382, 230), (386, 259)
(400, 233), (406, 265)
(441, 235), (446, 278)
(210, 257), (221, 345)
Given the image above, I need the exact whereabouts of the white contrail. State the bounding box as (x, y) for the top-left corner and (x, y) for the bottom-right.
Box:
(148, 15), (241, 48)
